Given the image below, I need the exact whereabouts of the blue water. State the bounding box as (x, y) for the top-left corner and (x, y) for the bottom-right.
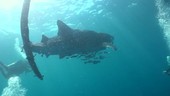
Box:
(0, 0), (170, 96)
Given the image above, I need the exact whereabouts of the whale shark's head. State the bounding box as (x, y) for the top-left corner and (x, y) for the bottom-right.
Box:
(98, 33), (114, 43)
(98, 33), (117, 50)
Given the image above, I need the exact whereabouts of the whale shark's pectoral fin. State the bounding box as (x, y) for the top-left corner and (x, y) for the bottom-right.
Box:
(57, 20), (73, 38)
(41, 35), (49, 43)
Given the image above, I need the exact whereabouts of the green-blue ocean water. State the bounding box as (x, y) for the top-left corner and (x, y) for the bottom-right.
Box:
(0, 0), (170, 96)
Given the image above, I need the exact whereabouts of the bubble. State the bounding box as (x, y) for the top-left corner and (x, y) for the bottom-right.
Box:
(1, 76), (27, 96)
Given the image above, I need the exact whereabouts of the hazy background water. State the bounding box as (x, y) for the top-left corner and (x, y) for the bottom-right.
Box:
(0, 0), (170, 96)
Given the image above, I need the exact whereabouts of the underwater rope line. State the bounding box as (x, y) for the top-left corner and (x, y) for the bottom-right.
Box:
(20, 0), (43, 80)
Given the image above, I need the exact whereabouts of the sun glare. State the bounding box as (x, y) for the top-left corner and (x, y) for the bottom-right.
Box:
(0, 0), (22, 11)
(0, 0), (49, 11)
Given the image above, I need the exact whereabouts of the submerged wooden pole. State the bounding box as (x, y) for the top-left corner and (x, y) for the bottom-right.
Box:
(20, 0), (43, 80)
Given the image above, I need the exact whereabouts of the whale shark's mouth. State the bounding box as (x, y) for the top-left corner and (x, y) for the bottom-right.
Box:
(102, 42), (117, 51)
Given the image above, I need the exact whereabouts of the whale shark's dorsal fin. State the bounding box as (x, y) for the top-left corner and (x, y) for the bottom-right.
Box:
(57, 20), (73, 38)
(41, 35), (49, 43)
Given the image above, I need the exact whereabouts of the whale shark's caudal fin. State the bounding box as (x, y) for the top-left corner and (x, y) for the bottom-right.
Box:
(57, 20), (73, 38)
(41, 35), (49, 43)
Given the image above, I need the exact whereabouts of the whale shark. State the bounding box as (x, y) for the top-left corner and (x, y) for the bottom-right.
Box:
(31, 20), (116, 64)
